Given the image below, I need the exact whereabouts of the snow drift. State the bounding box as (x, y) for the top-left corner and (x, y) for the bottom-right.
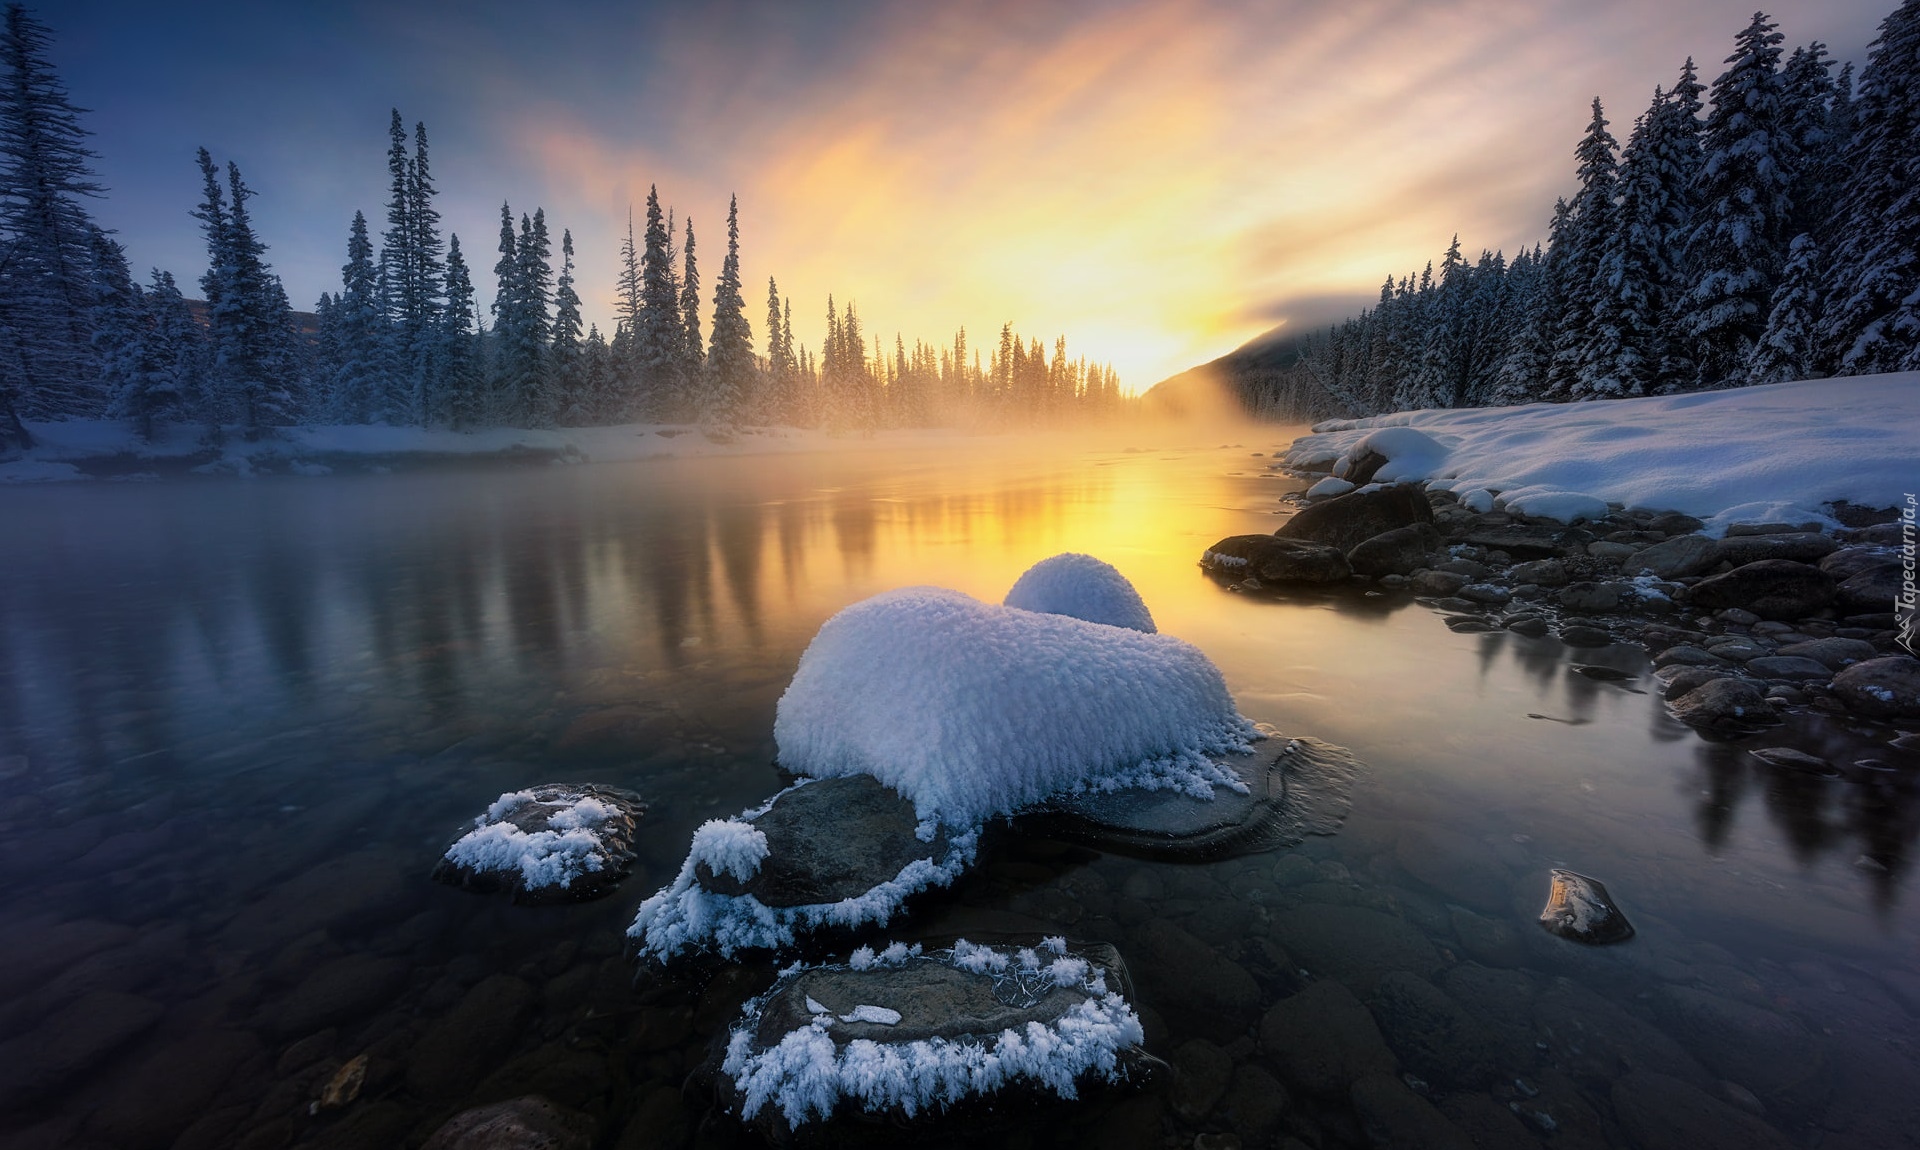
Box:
(1284, 373), (1920, 534)
(1002, 552), (1157, 633)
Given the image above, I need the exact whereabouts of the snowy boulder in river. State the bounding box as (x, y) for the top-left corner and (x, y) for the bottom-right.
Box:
(1003, 552), (1156, 633)
(709, 936), (1156, 1137)
(628, 776), (978, 962)
(433, 784), (646, 904)
(772, 578), (1259, 828)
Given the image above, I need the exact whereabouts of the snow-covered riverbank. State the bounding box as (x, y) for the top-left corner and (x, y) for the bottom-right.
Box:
(1283, 373), (1919, 534)
(0, 419), (995, 483)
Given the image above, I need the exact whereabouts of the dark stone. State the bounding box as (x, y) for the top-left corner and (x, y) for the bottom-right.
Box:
(1744, 655), (1832, 681)
(1659, 667), (1735, 700)
(1748, 747), (1836, 775)
(1461, 525), (1593, 559)
(1559, 581), (1623, 613)
(1349, 1074), (1475, 1150)
(1393, 826), (1509, 913)
(1170, 1038), (1233, 1119)
(1647, 511), (1706, 535)
(84, 1030), (267, 1149)
(1689, 560), (1835, 620)
(1277, 485), (1435, 553)
(1504, 614), (1550, 638)
(1610, 1071), (1795, 1150)
(1631, 535), (1722, 578)
(1217, 1065), (1290, 1140)
(1776, 636), (1877, 668)
(1508, 558), (1569, 586)
(1830, 656), (1920, 718)
(433, 783), (646, 904)
(0, 990), (163, 1106)
(1669, 677), (1779, 732)
(1653, 986), (1824, 1100)
(1532, 981), (1711, 1087)
(1344, 446), (1391, 485)
(1714, 532), (1839, 566)
(1259, 980), (1397, 1096)
(695, 775), (950, 905)
(266, 954), (410, 1037)
(1202, 535), (1352, 584)
(1557, 625), (1613, 648)
(1365, 972), (1500, 1089)
(420, 1096), (595, 1150)
(1410, 570), (1468, 597)
(1270, 905), (1442, 991)
(1654, 645), (1726, 668)
(1024, 736), (1359, 862)
(1820, 546), (1900, 581)
(1458, 584), (1511, 606)
(1537, 869), (1633, 944)
(1347, 523), (1444, 578)
(1836, 563), (1904, 614)
(1135, 920), (1260, 1042)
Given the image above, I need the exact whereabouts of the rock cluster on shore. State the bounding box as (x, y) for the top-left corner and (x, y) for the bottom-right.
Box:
(1203, 482), (1920, 729)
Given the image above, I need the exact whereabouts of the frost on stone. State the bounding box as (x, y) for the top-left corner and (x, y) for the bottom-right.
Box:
(718, 939), (1146, 1127)
(1003, 553), (1157, 633)
(1305, 476), (1355, 499)
(773, 583), (1258, 828)
(690, 819), (770, 882)
(434, 783), (645, 904)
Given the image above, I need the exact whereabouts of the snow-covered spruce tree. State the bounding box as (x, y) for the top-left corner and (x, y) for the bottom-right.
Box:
(636, 186), (682, 419)
(678, 214), (703, 397)
(1780, 42), (1839, 239)
(765, 275), (787, 420)
(611, 208), (642, 417)
(489, 201), (522, 422)
(1821, 0), (1920, 375)
(376, 112), (444, 425)
(551, 227), (586, 424)
(440, 232), (483, 428)
(581, 324), (612, 421)
(705, 201), (754, 420)
(1406, 236), (1466, 409)
(89, 225), (171, 441)
(193, 150), (299, 436)
(1585, 87), (1688, 398)
(329, 210), (383, 423)
(510, 209), (554, 425)
(1494, 232), (1563, 405)
(1550, 98), (1617, 399)
(1747, 232), (1822, 384)
(1681, 12), (1794, 388)
(141, 269), (203, 426)
(0, 3), (108, 442)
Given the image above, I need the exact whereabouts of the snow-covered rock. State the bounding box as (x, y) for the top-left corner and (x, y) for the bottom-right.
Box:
(772, 581), (1258, 829)
(713, 937), (1152, 1131)
(433, 784), (646, 904)
(629, 777), (978, 963)
(1003, 553), (1156, 633)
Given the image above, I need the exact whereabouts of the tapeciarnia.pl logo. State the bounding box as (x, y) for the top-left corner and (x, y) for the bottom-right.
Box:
(1899, 493), (1916, 657)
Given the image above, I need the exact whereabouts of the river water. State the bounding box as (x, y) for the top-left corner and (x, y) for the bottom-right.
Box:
(0, 433), (1914, 1149)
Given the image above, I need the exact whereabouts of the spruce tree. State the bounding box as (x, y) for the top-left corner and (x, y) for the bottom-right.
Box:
(765, 275), (788, 420)
(1748, 232), (1822, 383)
(1780, 43), (1838, 237)
(636, 187), (681, 418)
(490, 201), (522, 419)
(510, 209), (553, 424)
(679, 214), (703, 387)
(1821, 0), (1920, 373)
(1682, 12), (1793, 386)
(552, 227), (585, 423)
(89, 225), (169, 440)
(705, 195), (754, 422)
(1586, 88), (1682, 397)
(141, 269), (202, 430)
(0, 3), (106, 440)
(194, 150), (297, 435)
(330, 210), (383, 422)
(1550, 98), (1617, 398)
(613, 208), (642, 412)
(441, 232), (482, 428)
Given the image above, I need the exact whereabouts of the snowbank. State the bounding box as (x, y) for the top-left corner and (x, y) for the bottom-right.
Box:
(1284, 374), (1920, 534)
(1003, 553), (1157, 633)
(773, 580), (1257, 828)
(721, 937), (1145, 1125)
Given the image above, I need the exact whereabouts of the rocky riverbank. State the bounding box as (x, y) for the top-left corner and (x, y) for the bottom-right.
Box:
(1203, 478), (1920, 734)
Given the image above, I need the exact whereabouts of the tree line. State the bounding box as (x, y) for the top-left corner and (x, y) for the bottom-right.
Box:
(0, 4), (1127, 451)
(1241, 2), (1920, 421)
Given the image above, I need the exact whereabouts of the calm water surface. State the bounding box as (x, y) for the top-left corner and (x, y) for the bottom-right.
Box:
(0, 435), (1915, 1149)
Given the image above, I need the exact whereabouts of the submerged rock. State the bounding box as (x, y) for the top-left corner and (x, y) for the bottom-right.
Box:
(1019, 734), (1361, 861)
(1202, 535), (1351, 584)
(420, 1095), (594, 1150)
(432, 784), (646, 904)
(1538, 869), (1634, 945)
(629, 777), (978, 963)
(710, 937), (1156, 1137)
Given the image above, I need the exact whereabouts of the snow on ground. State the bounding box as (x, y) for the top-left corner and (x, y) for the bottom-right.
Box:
(721, 938), (1144, 1125)
(774, 571), (1257, 828)
(1284, 373), (1920, 535)
(1002, 552), (1157, 633)
(0, 417), (996, 482)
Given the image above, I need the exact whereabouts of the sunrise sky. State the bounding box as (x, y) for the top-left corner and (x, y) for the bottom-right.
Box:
(52, 0), (1890, 389)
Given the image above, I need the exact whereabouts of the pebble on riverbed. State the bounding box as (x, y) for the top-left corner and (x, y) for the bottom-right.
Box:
(1538, 869), (1635, 945)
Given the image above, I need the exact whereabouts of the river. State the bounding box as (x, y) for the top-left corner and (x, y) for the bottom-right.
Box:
(0, 432), (1914, 1148)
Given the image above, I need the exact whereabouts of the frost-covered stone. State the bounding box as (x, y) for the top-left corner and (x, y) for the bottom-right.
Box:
(774, 585), (1258, 828)
(1003, 553), (1157, 633)
(630, 777), (978, 963)
(1023, 733), (1360, 861)
(712, 938), (1153, 1133)
(1538, 869), (1634, 945)
(433, 784), (645, 904)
